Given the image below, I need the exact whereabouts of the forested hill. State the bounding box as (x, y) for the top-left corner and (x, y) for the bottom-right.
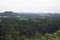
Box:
(0, 17), (60, 40)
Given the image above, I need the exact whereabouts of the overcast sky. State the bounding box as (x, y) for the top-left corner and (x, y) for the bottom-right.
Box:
(0, 0), (60, 13)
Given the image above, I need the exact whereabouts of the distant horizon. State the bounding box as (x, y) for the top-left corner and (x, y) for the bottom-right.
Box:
(0, 11), (60, 14)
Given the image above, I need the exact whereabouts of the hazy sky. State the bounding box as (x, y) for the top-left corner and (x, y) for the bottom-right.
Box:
(0, 0), (60, 13)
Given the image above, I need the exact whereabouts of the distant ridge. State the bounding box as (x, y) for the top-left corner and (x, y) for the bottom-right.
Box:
(0, 11), (40, 17)
(0, 11), (60, 18)
(4, 11), (13, 13)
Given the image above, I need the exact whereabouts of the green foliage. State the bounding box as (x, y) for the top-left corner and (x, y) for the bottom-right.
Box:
(0, 17), (60, 40)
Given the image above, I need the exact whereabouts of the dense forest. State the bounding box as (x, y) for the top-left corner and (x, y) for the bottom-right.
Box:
(0, 16), (60, 40)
